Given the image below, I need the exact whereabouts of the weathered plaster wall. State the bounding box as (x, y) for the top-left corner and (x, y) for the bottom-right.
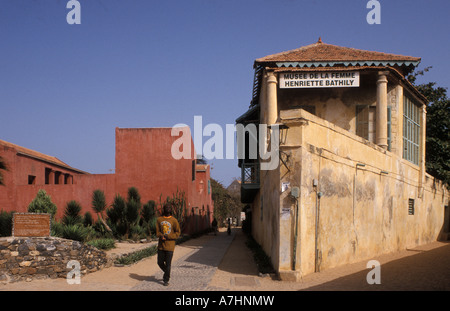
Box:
(277, 108), (448, 277)
(251, 163), (281, 271)
(278, 71), (377, 135)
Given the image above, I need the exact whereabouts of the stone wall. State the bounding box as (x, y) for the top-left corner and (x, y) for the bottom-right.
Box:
(0, 236), (108, 283)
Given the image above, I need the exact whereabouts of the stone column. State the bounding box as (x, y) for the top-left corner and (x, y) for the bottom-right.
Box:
(266, 71), (278, 125)
(418, 104), (427, 197)
(376, 72), (388, 149)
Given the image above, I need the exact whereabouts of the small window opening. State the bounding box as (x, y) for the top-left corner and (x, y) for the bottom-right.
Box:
(64, 174), (72, 184)
(54, 171), (62, 184)
(408, 199), (415, 215)
(45, 168), (52, 184)
(28, 175), (36, 185)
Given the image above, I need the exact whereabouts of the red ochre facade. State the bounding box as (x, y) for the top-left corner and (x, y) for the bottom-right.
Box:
(0, 127), (214, 234)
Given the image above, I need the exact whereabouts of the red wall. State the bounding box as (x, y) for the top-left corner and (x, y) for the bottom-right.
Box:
(114, 127), (214, 232)
(0, 128), (213, 234)
(115, 127), (194, 207)
(0, 143), (108, 219)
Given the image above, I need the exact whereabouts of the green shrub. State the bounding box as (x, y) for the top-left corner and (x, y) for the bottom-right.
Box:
(129, 224), (147, 240)
(148, 217), (157, 237)
(50, 220), (64, 237)
(107, 194), (127, 238)
(83, 211), (93, 226)
(126, 199), (140, 227)
(107, 190), (146, 239)
(127, 187), (141, 204)
(0, 210), (13, 237)
(115, 245), (158, 265)
(62, 200), (83, 225)
(90, 219), (113, 239)
(87, 238), (116, 250)
(126, 187), (142, 229)
(141, 200), (156, 223)
(61, 224), (90, 242)
(27, 189), (57, 218)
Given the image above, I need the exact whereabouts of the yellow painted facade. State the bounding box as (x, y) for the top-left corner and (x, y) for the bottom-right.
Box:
(238, 43), (449, 281)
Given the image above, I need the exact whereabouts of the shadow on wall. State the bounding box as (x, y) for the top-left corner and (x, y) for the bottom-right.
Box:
(438, 205), (450, 241)
(184, 213), (210, 235)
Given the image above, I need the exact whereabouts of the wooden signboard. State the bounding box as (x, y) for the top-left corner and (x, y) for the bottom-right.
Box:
(12, 213), (51, 237)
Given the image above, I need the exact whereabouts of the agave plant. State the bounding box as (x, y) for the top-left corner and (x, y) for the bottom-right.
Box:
(92, 189), (112, 232)
(62, 200), (83, 226)
(62, 224), (90, 242)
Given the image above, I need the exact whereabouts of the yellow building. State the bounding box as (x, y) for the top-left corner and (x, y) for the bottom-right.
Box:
(237, 39), (449, 280)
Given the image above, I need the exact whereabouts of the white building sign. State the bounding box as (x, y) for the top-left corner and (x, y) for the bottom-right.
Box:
(280, 71), (360, 88)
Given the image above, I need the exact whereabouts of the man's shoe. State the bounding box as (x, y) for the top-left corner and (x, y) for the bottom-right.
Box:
(163, 281), (169, 286)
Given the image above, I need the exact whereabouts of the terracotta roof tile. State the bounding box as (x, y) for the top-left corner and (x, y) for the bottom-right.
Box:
(0, 139), (87, 173)
(256, 40), (421, 64)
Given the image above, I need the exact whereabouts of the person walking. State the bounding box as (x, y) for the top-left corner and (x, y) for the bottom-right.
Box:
(212, 218), (218, 235)
(156, 203), (181, 286)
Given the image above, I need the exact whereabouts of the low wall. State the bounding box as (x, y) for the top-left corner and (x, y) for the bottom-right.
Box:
(0, 236), (108, 283)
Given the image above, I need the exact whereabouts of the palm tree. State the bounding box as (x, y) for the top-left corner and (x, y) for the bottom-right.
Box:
(92, 189), (112, 232)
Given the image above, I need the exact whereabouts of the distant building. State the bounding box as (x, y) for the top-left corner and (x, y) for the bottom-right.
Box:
(237, 39), (449, 280)
(0, 127), (213, 234)
(226, 178), (241, 197)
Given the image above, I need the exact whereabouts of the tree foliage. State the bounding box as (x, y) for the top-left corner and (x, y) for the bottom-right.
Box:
(211, 178), (243, 226)
(408, 67), (450, 188)
(27, 189), (57, 218)
(141, 200), (156, 223)
(126, 187), (141, 226)
(105, 187), (146, 239)
(107, 193), (128, 237)
(141, 200), (157, 236)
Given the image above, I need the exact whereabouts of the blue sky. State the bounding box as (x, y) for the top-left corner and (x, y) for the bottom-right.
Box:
(1, 0), (449, 187)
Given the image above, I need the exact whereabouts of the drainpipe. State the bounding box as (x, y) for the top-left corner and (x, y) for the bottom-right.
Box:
(291, 187), (300, 271)
(313, 179), (322, 273)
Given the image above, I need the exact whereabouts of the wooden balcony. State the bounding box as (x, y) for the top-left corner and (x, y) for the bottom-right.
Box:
(240, 161), (260, 203)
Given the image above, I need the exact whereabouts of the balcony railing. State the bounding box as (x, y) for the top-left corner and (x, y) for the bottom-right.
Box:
(240, 161), (260, 203)
(241, 161), (260, 185)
